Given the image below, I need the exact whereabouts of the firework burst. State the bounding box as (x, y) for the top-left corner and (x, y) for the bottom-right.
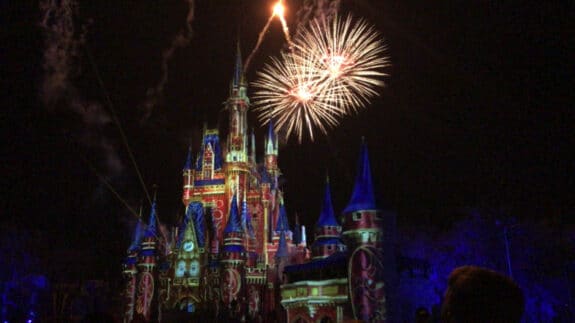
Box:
(252, 50), (345, 142)
(252, 14), (389, 142)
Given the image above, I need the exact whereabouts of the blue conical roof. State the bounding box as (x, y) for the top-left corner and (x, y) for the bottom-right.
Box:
(241, 195), (249, 232)
(177, 201), (205, 248)
(265, 119), (278, 155)
(276, 231), (289, 258)
(144, 200), (158, 238)
(127, 218), (144, 253)
(246, 212), (255, 238)
(275, 197), (289, 232)
(343, 141), (377, 213)
(183, 146), (192, 170)
(224, 194), (243, 234)
(195, 133), (223, 171)
(232, 40), (244, 88)
(267, 120), (275, 142)
(317, 177), (338, 227)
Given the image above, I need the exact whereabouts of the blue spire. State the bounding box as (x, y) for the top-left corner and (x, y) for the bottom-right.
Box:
(267, 120), (275, 142)
(145, 200), (158, 238)
(241, 194), (249, 232)
(232, 40), (244, 88)
(317, 176), (338, 227)
(224, 194), (243, 234)
(183, 145), (192, 170)
(261, 168), (271, 184)
(128, 217), (144, 253)
(276, 231), (289, 258)
(177, 202), (205, 248)
(265, 119), (278, 156)
(246, 212), (255, 238)
(275, 196), (289, 232)
(343, 140), (377, 213)
(195, 132), (223, 171)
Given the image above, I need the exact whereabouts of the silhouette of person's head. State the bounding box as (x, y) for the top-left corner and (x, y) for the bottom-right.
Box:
(415, 306), (430, 323)
(441, 266), (524, 323)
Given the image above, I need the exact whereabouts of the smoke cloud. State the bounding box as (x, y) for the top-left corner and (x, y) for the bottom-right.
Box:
(141, 0), (196, 123)
(39, 0), (124, 178)
(295, 0), (341, 33)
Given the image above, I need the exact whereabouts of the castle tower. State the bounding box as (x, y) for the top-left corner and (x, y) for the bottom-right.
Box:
(220, 194), (246, 312)
(341, 140), (387, 322)
(135, 200), (159, 321)
(311, 176), (346, 260)
(170, 201), (206, 312)
(182, 146), (194, 206)
(122, 213), (144, 323)
(226, 41), (250, 164)
(225, 43), (252, 247)
(264, 120), (279, 177)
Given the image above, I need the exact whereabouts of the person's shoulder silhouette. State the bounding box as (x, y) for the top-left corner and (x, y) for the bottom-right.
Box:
(441, 266), (524, 323)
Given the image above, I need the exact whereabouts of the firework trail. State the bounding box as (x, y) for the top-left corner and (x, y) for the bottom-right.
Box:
(274, 1), (293, 47)
(245, 0), (292, 72)
(252, 14), (389, 142)
(294, 0), (341, 34)
(142, 0), (195, 122)
(244, 14), (274, 72)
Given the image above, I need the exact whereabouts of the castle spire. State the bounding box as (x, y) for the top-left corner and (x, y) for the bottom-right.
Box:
(275, 230), (289, 259)
(312, 176), (345, 259)
(316, 176), (338, 227)
(182, 145), (194, 206)
(225, 194), (243, 234)
(226, 40), (249, 163)
(275, 196), (289, 232)
(250, 128), (256, 164)
(232, 39), (246, 89)
(343, 139), (376, 213)
(265, 120), (278, 156)
(241, 190), (249, 233)
(145, 197), (158, 238)
(341, 139), (387, 322)
(128, 203), (145, 253)
(183, 145), (193, 170)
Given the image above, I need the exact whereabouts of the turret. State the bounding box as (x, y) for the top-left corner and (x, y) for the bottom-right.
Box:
(342, 140), (387, 322)
(135, 199), (159, 321)
(182, 146), (193, 206)
(249, 128), (256, 164)
(226, 41), (250, 163)
(122, 210), (144, 323)
(264, 120), (279, 173)
(139, 200), (158, 270)
(174, 202), (204, 287)
(220, 194), (246, 308)
(311, 176), (345, 260)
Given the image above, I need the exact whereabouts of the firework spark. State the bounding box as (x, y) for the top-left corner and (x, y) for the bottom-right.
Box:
(252, 14), (389, 142)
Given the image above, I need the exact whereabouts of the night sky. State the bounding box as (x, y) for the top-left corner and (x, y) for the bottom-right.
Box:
(2, 1), (573, 278)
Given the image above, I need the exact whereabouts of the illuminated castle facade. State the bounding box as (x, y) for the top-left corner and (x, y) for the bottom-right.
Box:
(121, 45), (395, 323)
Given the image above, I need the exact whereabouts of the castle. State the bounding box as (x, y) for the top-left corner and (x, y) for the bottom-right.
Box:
(121, 44), (395, 323)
